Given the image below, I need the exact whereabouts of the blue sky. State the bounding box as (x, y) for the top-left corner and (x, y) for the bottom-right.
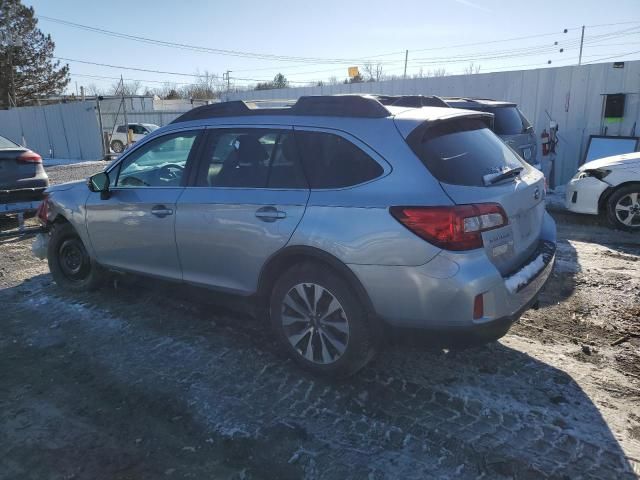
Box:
(24, 0), (640, 94)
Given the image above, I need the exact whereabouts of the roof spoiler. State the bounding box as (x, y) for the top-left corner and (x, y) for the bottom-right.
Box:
(405, 112), (495, 145)
(374, 95), (450, 108)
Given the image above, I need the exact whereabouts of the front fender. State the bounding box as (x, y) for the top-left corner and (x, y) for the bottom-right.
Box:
(46, 185), (94, 257)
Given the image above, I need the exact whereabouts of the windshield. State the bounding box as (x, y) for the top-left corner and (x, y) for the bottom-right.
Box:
(409, 118), (525, 187)
(144, 124), (160, 131)
(487, 106), (530, 135)
(0, 135), (20, 149)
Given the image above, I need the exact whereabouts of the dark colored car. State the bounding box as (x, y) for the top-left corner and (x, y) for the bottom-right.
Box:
(441, 98), (539, 169)
(0, 134), (49, 207)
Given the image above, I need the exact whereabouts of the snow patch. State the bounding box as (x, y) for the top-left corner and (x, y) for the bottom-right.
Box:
(43, 158), (102, 167)
(504, 254), (545, 293)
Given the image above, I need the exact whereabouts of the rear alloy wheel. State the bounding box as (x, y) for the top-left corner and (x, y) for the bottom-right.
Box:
(48, 223), (105, 292)
(606, 185), (640, 231)
(282, 283), (350, 364)
(111, 140), (124, 153)
(270, 263), (378, 377)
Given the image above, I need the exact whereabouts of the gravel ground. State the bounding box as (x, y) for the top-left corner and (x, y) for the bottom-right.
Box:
(1, 162), (639, 479)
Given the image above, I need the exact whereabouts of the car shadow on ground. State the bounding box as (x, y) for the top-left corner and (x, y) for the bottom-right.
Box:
(1, 272), (636, 479)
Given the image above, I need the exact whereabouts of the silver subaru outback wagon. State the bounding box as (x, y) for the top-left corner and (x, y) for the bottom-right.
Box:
(33, 95), (556, 377)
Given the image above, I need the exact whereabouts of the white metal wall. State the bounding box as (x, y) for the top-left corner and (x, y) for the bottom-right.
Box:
(0, 101), (103, 160)
(228, 61), (640, 185)
(99, 111), (186, 133)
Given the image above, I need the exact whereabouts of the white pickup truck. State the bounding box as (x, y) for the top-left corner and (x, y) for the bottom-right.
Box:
(110, 123), (159, 153)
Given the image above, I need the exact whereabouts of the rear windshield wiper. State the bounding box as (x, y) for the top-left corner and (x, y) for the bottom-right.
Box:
(484, 166), (524, 185)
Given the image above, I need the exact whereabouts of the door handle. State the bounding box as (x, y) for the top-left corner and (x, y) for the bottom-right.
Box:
(151, 205), (174, 218)
(255, 206), (286, 222)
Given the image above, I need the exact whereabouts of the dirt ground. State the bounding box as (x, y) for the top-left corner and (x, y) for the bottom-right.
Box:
(0, 162), (639, 479)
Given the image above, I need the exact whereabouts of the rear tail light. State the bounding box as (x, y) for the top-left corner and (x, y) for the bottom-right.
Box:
(17, 150), (43, 164)
(390, 203), (508, 251)
(36, 195), (49, 225)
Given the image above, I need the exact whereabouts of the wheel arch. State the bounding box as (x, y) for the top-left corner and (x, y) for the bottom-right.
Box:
(257, 246), (376, 315)
(598, 181), (640, 214)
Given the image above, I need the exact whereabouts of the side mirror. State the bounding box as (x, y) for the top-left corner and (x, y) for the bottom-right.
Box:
(87, 172), (110, 197)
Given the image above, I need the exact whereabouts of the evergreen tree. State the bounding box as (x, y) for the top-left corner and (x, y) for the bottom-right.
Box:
(0, 0), (70, 108)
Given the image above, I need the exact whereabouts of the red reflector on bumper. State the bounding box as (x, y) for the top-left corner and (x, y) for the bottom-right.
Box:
(473, 294), (484, 319)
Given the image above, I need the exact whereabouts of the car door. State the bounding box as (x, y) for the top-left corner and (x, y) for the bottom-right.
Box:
(130, 124), (148, 143)
(175, 126), (309, 293)
(85, 129), (203, 279)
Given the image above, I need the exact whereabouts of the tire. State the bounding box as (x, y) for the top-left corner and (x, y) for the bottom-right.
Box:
(606, 184), (640, 231)
(47, 222), (105, 292)
(270, 262), (378, 378)
(111, 140), (124, 153)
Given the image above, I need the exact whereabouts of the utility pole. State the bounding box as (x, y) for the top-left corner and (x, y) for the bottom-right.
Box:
(96, 95), (106, 158)
(120, 75), (129, 147)
(403, 50), (408, 79)
(578, 25), (585, 65)
(223, 70), (231, 100)
(8, 42), (15, 108)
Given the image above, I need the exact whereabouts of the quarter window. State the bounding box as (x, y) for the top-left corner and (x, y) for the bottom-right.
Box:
(294, 131), (383, 189)
(114, 131), (198, 188)
(195, 129), (307, 189)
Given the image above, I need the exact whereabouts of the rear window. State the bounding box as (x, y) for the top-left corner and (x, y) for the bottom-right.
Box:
(488, 107), (529, 135)
(0, 135), (19, 149)
(409, 119), (524, 187)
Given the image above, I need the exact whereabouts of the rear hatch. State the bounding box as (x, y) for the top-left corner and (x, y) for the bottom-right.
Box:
(0, 136), (33, 189)
(404, 116), (545, 275)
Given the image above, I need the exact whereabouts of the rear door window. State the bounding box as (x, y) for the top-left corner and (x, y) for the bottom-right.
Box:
(488, 107), (528, 135)
(409, 118), (524, 187)
(194, 129), (307, 189)
(294, 131), (383, 189)
(0, 135), (19, 149)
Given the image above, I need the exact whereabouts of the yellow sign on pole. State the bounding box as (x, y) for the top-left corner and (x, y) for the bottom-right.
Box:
(348, 66), (359, 78)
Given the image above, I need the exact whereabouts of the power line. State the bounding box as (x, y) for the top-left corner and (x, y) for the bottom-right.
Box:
(57, 56), (313, 84)
(583, 49), (640, 63)
(39, 13), (640, 70)
(39, 15), (402, 65)
(71, 72), (194, 86)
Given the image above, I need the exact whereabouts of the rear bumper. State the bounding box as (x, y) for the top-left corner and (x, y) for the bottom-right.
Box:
(0, 182), (48, 204)
(350, 212), (556, 339)
(386, 290), (541, 348)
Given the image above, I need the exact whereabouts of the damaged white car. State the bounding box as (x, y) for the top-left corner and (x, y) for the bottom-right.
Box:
(565, 151), (640, 231)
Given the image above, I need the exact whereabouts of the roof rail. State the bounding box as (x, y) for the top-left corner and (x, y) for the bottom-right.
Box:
(170, 95), (391, 124)
(373, 95), (450, 109)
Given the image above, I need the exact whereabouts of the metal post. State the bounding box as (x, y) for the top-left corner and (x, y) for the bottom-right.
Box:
(8, 44), (15, 107)
(578, 25), (585, 65)
(121, 75), (129, 147)
(96, 96), (105, 158)
(403, 50), (408, 79)
(224, 71), (231, 100)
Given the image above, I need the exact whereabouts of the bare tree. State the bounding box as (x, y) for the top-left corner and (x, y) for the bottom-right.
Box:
(85, 83), (104, 96)
(362, 62), (384, 82)
(151, 82), (182, 99)
(431, 68), (448, 78)
(109, 80), (141, 96)
(328, 76), (339, 85)
(182, 70), (222, 99)
(463, 62), (481, 75)
(412, 67), (425, 79)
